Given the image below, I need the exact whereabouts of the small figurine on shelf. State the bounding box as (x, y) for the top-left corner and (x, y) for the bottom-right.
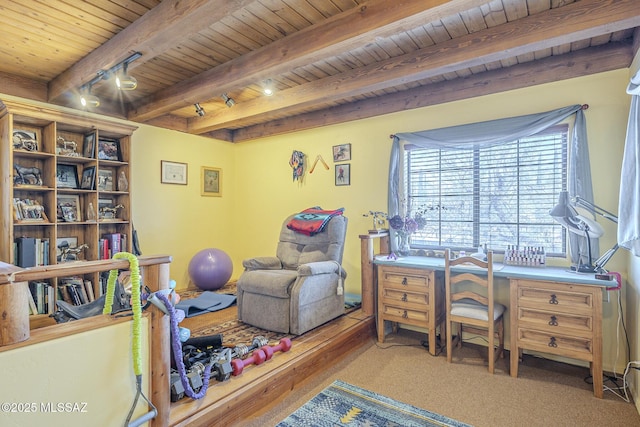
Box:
(56, 136), (79, 157)
(363, 211), (387, 233)
(99, 203), (124, 220)
(57, 242), (89, 262)
(13, 164), (43, 186)
(118, 171), (129, 192)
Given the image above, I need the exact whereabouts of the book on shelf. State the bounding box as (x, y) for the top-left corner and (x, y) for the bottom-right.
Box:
(84, 280), (95, 302)
(14, 237), (49, 267)
(59, 276), (89, 305)
(28, 281), (51, 314)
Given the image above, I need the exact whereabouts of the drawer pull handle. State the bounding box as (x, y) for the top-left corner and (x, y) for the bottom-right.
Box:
(401, 277), (408, 285)
(549, 294), (558, 305)
(402, 310), (408, 319)
(548, 316), (558, 326)
(402, 293), (408, 302)
(548, 337), (557, 348)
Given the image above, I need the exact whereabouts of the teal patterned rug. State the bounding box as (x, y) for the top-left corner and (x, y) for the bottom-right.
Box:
(276, 380), (472, 426)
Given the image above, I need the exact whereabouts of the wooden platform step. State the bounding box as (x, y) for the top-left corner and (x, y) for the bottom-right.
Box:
(170, 309), (375, 426)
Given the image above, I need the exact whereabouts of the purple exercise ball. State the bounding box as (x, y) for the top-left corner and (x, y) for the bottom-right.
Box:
(188, 248), (233, 290)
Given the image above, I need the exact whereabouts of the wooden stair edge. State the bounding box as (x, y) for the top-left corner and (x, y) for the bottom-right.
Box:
(170, 312), (375, 426)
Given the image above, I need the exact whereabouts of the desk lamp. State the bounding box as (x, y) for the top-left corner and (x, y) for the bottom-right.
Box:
(550, 191), (619, 273)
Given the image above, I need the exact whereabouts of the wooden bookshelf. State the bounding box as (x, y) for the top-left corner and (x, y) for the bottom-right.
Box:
(0, 99), (137, 319)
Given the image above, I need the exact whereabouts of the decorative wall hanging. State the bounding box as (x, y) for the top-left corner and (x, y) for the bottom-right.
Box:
(309, 155), (329, 174)
(289, 150), (305, 181)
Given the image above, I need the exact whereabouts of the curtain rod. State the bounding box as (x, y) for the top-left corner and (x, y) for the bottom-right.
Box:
(389, 104), (589, 140)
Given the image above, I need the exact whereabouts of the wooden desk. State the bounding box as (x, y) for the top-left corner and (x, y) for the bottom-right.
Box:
(372, 255), (617, 398)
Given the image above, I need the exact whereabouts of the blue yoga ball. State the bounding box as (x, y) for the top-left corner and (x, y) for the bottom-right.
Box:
(188, 248), (233, 291)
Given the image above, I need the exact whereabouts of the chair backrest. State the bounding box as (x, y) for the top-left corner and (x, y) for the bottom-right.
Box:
(276, 214), (348, 269)
(444, 248), (494, 314)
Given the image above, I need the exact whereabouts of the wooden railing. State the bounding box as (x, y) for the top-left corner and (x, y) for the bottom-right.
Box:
(0, 255), (172, 427)
(359, 231), (389, 315)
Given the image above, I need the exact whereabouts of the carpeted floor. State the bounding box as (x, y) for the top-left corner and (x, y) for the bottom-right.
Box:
(239, 329), (640, 427)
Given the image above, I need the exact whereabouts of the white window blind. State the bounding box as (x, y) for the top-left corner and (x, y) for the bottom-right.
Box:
(404, 124), (568, 255)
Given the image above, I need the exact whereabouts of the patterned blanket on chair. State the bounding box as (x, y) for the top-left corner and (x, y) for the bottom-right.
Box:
(286, 206), (344, 236)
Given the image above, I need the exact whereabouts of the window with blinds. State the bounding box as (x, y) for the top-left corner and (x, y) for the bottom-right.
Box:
(404, 124), (568, 255)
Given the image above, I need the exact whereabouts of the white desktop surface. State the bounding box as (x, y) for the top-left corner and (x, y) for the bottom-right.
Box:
(373, 255), (619, 289)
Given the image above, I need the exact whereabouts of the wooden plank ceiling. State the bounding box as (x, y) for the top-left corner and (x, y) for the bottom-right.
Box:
(0, 0), (638, 142)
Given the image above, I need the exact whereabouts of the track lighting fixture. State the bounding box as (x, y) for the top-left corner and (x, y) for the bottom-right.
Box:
(115, 61), (138, 90)
(77, 52), (142, 107)
(194, 103), (206, 117)
(222, 93), (235, 108)
(80, 86), (100, 108)
(263, 79), (274, 96)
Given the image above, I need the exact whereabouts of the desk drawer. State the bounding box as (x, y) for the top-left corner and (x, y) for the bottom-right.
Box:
(381, 288), (429, 306)
(517, 307), (592, 336)
(381, 304), (429, 324)
(515, 282), (594, 314)
(517, 327), (593, 358)
(379, 266), (431, 292)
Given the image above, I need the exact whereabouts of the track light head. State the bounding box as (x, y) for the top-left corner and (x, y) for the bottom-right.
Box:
(80, 86), (100, 108)
(194, 103), (206, 117)
(222, 93), (235, 108)
(116, 73), (138, 90)
(263, 79), (274, 96)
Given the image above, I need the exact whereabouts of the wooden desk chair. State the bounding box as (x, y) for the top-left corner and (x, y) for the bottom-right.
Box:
(444, 248), (505, 373)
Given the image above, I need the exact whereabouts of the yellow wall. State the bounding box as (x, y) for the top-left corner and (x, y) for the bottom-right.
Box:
(0, 319), (149, 426)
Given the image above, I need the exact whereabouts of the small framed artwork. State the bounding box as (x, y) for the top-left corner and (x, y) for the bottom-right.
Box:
(97, 169), (114, 191)
(332, 143), (351, 162)
(201, 166), (222, 197)
(83, 132), (96, 158)
(161, 160), (188, 185)
(57, 195), (81, 222)
(56, 237), (78, 259)
(98, 138), (121, 161)
(56, 164), (79, 188)
(80, 166), (96, 190)
(335, 163), (350, 186)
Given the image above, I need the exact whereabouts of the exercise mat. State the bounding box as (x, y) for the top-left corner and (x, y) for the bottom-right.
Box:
(176, 291), (237, 318)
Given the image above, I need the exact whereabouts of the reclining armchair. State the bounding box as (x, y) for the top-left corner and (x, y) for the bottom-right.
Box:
(237, 213), (348, 335)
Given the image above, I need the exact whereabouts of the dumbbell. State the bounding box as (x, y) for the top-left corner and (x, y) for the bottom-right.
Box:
(231, 348), (267, 376)
(260, 338), (292, 361)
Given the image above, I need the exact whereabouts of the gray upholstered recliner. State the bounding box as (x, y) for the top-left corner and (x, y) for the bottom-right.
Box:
(237, 213), (348, 335)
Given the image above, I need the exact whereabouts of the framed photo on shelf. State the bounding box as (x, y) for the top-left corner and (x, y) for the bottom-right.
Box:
(98, 138), (121, 161)
(57, 195), (81, 222)
(161, 160), (188, 185)
(201, 166), (221, 197)
(335, 163), (350, 186)
(55, 237), (78, 258)
(97, 169), (114, 191)
(56, 164), (79, 188)
(83, 132), (96, 158)
(332, 143), (351, 162)
(80, 166), (96, 190)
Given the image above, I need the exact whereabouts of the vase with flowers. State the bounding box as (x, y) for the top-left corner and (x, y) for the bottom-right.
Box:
(387, 207), (427, 258)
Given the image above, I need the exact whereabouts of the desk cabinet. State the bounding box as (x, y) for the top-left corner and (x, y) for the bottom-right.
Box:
(377, 265), (445, 355)
(510, 279), (603, 398)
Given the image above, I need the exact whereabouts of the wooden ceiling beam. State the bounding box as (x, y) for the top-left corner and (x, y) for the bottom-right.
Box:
(47, 0), (255, 103)
(188, 0), (640, 134)
(230, 42), (633, 142)
(129, 0), (489, 122)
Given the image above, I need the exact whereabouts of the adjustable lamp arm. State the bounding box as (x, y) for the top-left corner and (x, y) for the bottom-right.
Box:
(574, 196), (618, 224)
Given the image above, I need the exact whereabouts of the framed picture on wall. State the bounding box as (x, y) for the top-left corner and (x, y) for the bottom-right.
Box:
(201, 166), (222, 197)
(332, 143), (351, 162)
(335, 163), (350, 186)
(161, 160), (188, 185)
